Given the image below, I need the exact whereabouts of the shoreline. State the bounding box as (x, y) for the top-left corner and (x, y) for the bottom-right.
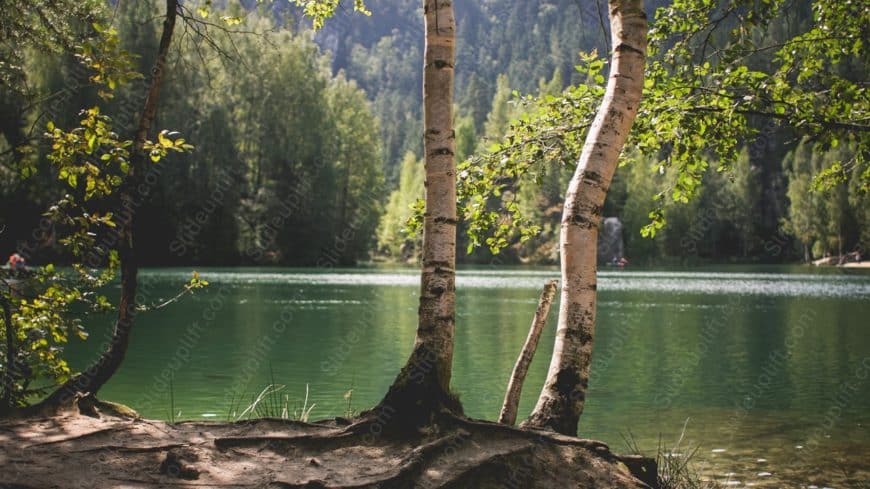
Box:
(0, 410), (653, 488)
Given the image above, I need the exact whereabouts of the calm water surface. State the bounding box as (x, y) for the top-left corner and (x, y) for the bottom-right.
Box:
(66, 266), (870, 487)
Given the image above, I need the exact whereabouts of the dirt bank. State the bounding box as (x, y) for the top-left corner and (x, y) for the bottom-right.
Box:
(0, 407), (655, 488)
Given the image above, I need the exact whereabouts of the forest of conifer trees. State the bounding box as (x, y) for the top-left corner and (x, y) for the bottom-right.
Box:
(1, 0), (866, 266)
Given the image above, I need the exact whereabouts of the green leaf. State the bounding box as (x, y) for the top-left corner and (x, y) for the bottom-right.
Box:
(158, 131), (172, 148)
(221, 16), (243, 26)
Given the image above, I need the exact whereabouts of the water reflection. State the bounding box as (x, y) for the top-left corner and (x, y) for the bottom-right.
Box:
(65, 267), (870, 487)
(137, 267), (870, 298)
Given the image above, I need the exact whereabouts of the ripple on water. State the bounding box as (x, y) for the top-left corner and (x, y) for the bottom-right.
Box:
(141, 269), (870, 299)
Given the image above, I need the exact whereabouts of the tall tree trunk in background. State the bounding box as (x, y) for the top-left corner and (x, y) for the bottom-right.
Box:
(838, 229), (843, 259)
(1, 295), (15, 409)
(0, 99), (27, 166)
(38, 0), (178, 409)
(524, 0), (647, 436)
(375, 0), (461, 427)
(336, 154), (351, 264)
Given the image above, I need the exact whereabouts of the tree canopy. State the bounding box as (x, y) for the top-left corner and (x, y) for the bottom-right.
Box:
(452, 0), (868, 259)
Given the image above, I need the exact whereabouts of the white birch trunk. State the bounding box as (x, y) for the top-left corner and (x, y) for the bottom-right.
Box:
(375, 0), (459, 424)
(524, 0), (647, 436)
(418, 0), (457, 393)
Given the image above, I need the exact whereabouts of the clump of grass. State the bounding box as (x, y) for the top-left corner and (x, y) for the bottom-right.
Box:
(166, 372), (181, 423)
(343, 378), (357, 418)
(226, 391), (239, 421)
(233, 382), (317, 422)
(229, 372), (363, 423)
(622, 419), (722, 489)
(236, 383), (286, 419)
(294, 383), (316, 422)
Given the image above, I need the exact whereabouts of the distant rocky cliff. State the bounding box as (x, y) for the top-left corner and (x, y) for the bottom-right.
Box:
(597, 217), (625, 264)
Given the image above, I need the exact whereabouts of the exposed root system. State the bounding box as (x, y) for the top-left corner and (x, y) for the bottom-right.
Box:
(0, 409), (655, 488)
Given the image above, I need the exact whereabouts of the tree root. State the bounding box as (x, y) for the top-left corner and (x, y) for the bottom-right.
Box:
(2, 414), (653, 488)
(71, 443), (189, 453)
(214, 410), (612, 464)
(214, 431), (355, 451)
(213, 422), (363, 452)
(217, 417), (336, 429)
(13, 392), (139, 420)
(23, 426), (128, 448)
(441, 413), (610, 452)
(214, 410), (413, 452)
(272, 430), (471, 489)
(105, 478), (240, 487)
(434, 444), (536, 489)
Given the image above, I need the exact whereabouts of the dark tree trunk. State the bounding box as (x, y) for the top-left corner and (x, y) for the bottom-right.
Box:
(37, 0), (178, 410)
(0, 99), (27, 166)
(1, 296), (15, 409)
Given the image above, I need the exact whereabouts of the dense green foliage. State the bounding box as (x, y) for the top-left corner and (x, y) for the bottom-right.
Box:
(376, 151), (422, 260)
(1, 263), (114, 407)
(1, 1), (384, 267)
(0, 0), (104, 90)
(0, 6), (211, 407)
(1, 0), (378, 409)
(782, 140), (868, 261)
(2, 0), (867, 271)
(435, 0), (868, 264)
(316, 0), (652, 184)
(0, 0), (866, 422)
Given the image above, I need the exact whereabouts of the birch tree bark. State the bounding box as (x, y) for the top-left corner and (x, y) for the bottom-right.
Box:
(524, 0), (647, 436)
(376, 0), (462, 426)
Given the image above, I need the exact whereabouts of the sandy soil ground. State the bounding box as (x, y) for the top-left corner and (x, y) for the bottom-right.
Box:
(0, 410), (653, 488)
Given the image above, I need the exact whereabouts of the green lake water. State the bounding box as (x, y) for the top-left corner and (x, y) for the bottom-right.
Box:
(66, 266), (870, 487)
